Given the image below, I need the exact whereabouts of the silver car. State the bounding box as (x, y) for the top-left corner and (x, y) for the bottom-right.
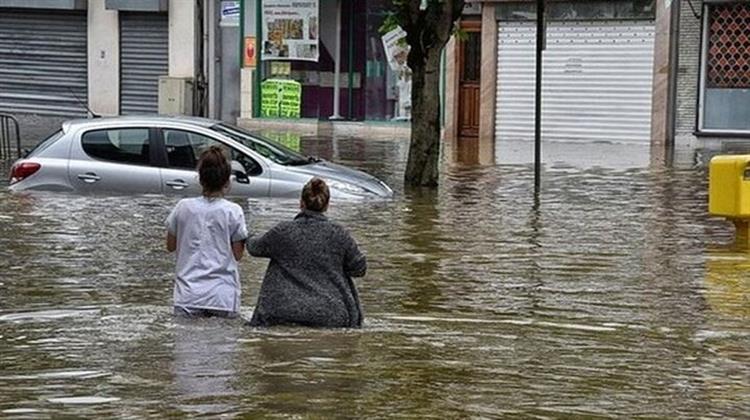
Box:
(8, 116), (393, 199)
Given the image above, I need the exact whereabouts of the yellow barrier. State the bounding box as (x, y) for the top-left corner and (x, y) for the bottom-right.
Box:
(709, 155), (750, 247)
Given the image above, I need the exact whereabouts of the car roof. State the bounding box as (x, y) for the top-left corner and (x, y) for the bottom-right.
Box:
(61, 115), (221, 133)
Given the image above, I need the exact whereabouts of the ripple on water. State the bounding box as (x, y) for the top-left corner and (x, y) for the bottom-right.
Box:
(0, 142), (749, 417)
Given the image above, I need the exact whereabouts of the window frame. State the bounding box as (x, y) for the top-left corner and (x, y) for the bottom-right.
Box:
(696, 1), (750, 136)
(79, 127), (158, 167)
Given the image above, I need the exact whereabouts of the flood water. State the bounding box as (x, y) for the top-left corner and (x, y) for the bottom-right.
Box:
(1, 138), (749, 418)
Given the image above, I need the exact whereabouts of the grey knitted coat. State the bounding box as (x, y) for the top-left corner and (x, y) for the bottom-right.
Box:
(246, 210), (366, 328)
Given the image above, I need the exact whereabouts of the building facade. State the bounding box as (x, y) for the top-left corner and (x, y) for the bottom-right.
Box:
(0, 0), (200, 144)
(673, 0), (750, 160)
(445, 0), (662, 164)
(237, 0), (411, 137)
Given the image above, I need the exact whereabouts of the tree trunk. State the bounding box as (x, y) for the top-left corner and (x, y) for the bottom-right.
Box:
(405, 52), (443, 187)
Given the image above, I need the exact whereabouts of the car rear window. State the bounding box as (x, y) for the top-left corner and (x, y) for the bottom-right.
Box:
(27, 130), (64, 157)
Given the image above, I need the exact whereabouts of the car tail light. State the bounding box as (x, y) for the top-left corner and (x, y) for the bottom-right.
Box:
(10, 162), (41, 184)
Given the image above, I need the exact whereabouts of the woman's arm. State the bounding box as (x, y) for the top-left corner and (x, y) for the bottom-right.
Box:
(166, 233), (177, 252)
(232, 240), (245, 261)
(165, 201), (181, 253)
(343, 232), (367, 278)
(246, 225), (281, 258)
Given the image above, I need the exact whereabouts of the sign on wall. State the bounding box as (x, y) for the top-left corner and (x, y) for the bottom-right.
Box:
(221, 1), (240, 27)
(262, 0), (319, 61)
(244, 36), (257, 68)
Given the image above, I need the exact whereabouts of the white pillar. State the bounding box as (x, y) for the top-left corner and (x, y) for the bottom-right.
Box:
(87, 0), (119, 116)
(169, 0), (197, 78)
(330, 0), (343, 120)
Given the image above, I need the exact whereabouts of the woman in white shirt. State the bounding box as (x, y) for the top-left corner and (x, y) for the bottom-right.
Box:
(165, 146), (248, 318)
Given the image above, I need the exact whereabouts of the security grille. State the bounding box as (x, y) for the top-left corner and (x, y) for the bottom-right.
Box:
(0, 10), (87, 116)
(120, 12), (169, 114)
(707, 3), (750, 89)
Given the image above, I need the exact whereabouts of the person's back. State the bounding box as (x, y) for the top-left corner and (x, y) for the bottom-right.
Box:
(166, 147), (248, 317)
(247, 178), (366, 327)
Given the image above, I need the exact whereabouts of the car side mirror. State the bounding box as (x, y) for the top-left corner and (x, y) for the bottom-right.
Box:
(231, 160), (250, 184)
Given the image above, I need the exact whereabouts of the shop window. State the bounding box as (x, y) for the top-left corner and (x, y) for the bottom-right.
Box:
(700, 2), (750, 133)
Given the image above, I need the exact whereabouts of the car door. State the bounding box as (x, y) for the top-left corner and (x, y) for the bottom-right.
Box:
(158, 128), (270, 197)
(67, 127), (162, 194)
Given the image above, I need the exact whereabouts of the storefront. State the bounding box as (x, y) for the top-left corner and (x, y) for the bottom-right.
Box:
(697, 1), (750, 135)
(240, 0), (410, 127)
(119, 11), (169, 115)
(0, 8), (88, 117)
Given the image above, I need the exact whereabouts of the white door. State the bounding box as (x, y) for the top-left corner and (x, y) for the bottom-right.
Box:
(495, 20), (656, 155)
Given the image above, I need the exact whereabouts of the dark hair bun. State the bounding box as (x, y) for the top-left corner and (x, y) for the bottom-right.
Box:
(301, 177), (330, 212)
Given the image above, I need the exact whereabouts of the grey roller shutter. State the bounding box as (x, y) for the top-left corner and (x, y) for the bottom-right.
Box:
(0, 10), (88, 117)
(495, 20), (655, 150)
(120, 12), (168, 115)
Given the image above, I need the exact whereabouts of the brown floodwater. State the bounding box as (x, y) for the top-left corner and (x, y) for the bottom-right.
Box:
(0, 138), (748, 418)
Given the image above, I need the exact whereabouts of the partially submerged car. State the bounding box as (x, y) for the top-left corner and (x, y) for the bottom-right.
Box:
(8, 116), (393, 199)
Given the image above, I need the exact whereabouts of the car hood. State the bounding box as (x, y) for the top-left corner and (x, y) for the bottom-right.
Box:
(284, 161), (393, 197)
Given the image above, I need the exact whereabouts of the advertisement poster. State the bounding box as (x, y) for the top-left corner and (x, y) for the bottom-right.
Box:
(261, 79), (301, 118)
(381, 26), (412, 121)
(262, 0), (319, 61)
(244, 37), (256, 68)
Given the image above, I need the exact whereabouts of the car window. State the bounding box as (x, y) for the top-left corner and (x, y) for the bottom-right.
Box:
(27, 129), (63, 157)
(163, 129), (262, 176)
(209, 124), (309, 166)
(81, 128), (151, 165)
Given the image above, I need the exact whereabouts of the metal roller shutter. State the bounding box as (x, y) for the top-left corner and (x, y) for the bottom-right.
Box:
(0, 10), (88, 117)
(495, 20), (655, 148)
(120, 12), (168, 115)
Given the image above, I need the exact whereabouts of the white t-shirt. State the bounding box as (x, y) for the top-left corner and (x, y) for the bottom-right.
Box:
(165, 197), (249, 313)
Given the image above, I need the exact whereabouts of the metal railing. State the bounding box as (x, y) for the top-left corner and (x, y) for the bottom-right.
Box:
(0, 113), (21, 160)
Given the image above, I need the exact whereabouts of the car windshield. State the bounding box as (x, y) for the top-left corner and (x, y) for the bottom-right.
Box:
(210, 123), (309, 166)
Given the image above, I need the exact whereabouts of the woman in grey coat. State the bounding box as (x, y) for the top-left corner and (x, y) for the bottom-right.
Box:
(246, 177), (367, 328)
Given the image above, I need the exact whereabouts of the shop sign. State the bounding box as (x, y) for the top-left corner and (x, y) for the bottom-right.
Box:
(261, 79), (302, 118)
(262, 0), (319, 62)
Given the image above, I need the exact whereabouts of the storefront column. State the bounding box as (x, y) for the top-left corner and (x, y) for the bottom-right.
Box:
(330, 0), (343, 120)
(650, 0), (679, 164)
(87, 0), (119, 116)
(478, 3), (497, 165)
(168, 0), (197, 78)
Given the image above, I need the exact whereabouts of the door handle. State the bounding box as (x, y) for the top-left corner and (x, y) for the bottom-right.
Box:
(77, 173), (101, 183)
(166, 180), (189, 190)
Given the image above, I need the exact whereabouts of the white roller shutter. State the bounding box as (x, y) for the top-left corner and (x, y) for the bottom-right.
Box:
(0, 10), (88, 117)
(120, 12), (169, 115)
(495, 20), (655, 148)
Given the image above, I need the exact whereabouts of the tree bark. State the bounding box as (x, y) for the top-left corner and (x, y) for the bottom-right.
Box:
(405, 52), (443, 187)
(401, 0), (464, 188)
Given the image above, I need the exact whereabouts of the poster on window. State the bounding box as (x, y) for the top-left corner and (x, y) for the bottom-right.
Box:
(262, 0), (319, 62)
(381, 26), (412, 121)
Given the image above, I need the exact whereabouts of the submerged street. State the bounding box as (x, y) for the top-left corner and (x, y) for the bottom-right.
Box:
(1, 137), (749, 417)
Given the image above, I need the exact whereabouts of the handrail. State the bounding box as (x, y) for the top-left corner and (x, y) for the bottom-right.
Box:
(0, 113), (21, 160)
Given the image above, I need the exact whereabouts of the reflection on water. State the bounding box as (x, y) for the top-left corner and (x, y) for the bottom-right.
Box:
(1, 138), (749, 417)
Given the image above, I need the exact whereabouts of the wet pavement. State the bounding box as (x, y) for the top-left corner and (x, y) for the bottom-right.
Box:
(1, 137), (749, 417)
